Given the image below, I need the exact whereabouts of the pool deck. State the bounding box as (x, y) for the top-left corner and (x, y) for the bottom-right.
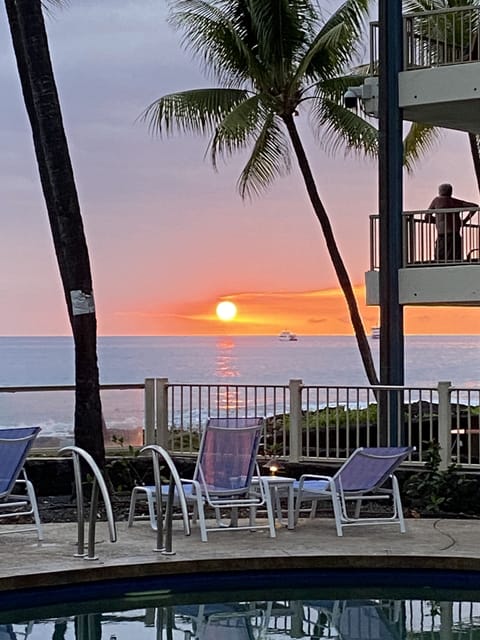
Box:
(1, 516), (480, 593)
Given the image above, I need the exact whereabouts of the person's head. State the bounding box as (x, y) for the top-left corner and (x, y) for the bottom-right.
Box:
(438, 183), (453, 196)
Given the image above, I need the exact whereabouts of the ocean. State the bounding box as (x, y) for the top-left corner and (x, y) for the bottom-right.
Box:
(0, 335), (479, 441)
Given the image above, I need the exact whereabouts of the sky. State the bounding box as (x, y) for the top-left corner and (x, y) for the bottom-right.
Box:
(0, 0), (479, 336)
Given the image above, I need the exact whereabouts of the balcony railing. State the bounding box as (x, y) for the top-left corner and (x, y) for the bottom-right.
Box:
(3, 379), (480, 469)
(369, 6), (480, 72)
(369, 208), (480, 269)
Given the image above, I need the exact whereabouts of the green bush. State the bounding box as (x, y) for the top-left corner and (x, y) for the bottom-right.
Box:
(403, 441), (479, 515)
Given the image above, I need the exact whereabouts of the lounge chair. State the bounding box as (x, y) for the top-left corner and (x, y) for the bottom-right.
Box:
(0, 426), (43, 540)
(294, 446), (412, 536)
(128, 417), (266, 531)
(334, 600), (402, 640)
(128, 444), (191, 537)
(174, 603), (259, 640)
(128, 417), (276, 542)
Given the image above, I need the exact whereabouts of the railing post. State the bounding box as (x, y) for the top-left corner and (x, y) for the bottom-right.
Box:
(438, 380), (452, 470)
(288, 379), (303, 463)
(156, 377), (170, 449)
(144, 378), (155, 445)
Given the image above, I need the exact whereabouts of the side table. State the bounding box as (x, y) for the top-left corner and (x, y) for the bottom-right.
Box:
(251, 475), (295, 530)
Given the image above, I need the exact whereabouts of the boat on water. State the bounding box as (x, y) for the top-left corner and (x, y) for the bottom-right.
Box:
(279, 330), (298, 342)
(371, 326), (380, 339)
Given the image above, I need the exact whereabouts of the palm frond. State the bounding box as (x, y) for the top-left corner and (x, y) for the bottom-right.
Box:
(292, 0), (370, 86)
(166, 0), (267, 88)
(209, 94), (263, 168)
(246, 0), (317, 63)
(403, 122), (443, 172)
(311, 97), (378, 158)
(314, 0), (369, 65)
(237, 111), (292, 200)
(142, 88), (251, 137)
(41, 0), (67, 15)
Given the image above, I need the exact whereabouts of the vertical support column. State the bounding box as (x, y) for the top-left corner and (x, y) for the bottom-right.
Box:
(378, 0), (405, 445)
(144, 378), (155, 445)
(156, 377), (170, 448)
(437, 380), (452, 470)
(289, 379), (303, 463)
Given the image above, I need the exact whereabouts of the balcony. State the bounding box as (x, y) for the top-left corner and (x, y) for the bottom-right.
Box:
(365, 208), (480, 306)
(369, 7), (480, 134)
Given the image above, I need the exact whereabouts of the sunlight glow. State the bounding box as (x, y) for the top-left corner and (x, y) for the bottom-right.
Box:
(216, 301), (237, 322)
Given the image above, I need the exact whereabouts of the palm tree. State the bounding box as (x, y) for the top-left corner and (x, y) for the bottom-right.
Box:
(5, 0), (105, 466)
(144, 0), (379, 386)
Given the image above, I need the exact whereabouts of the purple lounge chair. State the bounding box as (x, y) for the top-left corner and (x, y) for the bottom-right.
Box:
(294, 447), (413, 536)
(0, 426), (43, 540)
(128, 417), (276, 542)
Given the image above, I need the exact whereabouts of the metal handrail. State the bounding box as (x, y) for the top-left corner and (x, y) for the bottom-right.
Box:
(369, 208), (480, 269)
(0, 383), (144, 393)
(370, 7), (480, 71)
(59, 446), (117, 560)
(141, 445), (191, 555)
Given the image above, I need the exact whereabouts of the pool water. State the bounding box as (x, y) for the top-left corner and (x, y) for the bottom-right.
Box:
(2, 570), (480, 639)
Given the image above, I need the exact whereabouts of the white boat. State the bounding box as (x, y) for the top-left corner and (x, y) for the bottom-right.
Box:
(279, 330), (298, 342)
(371, 326), (380, 339)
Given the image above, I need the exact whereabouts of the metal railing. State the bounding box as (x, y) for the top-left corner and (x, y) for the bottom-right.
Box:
(3, 379), (480, 469)
(0, 382), (145, 449)
(58, 445), (116, 560)
(369, 208), (480, 269)
(145, 378), (480, 470)
(370, 7), (480, 72)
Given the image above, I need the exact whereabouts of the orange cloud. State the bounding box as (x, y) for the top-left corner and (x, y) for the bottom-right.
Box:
(99, 285), (480, 336)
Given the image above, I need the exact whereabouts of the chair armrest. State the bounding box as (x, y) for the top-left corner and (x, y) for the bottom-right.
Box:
(296, 474), (334, 493)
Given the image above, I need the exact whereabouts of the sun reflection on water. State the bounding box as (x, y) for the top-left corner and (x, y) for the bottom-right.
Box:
(215, 338), (240, 379)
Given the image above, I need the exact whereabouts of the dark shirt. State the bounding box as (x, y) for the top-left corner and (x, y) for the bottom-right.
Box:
(426, 195), (477, 233)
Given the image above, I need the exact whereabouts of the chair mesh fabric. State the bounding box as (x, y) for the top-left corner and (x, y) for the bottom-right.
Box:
(337, 602), (402, 640)
(0, 427), (40, 497)
(198, 425), (260, 495)
(204, 616), (255, 640)
(206, 417), (264, 429)
(335, 447), (411, 493)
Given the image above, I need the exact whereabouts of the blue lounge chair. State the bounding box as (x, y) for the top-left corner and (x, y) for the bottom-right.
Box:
(294, 447), (413, 536)
(175, 603), (259, 640)
(128, 417), (276, 542)
(0, 426), (43, 540)
(128, 417), (267, 532)
(334, 600), (402, 640)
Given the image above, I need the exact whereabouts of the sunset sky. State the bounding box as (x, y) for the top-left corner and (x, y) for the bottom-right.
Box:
(1, 1), (479, 336)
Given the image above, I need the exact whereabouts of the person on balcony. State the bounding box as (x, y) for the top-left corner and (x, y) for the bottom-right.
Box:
(425, 183), (478, 262)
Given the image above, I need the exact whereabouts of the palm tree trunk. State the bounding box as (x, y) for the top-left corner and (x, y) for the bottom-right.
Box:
(468, 132), (480, 194)
(5, 0), (105, 466)
(282, 114), (379, 386)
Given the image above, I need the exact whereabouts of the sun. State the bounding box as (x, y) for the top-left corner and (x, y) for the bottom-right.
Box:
(216, 300), (237, 322)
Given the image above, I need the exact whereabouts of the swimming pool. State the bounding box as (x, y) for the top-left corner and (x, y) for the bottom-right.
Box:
(1, 569), (480, 639)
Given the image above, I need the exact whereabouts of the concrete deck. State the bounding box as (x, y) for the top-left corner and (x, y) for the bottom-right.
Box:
(1, 516), (480, 594)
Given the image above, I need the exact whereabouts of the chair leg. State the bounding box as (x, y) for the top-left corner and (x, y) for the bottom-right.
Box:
(26, 480), (43, 541)
(392, 476), (406, 533)
(294, 492), (302, 525)
(127, 488), (139, 528)
(194, 494), (208, 542)
(330, 493), (344, 537)
(353, 499), (362, 519)
(260, 478), (276, 538)
(145, 489), (158, 531)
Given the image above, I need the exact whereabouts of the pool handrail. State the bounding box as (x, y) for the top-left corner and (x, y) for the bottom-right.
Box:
(59, 445), (117, 560)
